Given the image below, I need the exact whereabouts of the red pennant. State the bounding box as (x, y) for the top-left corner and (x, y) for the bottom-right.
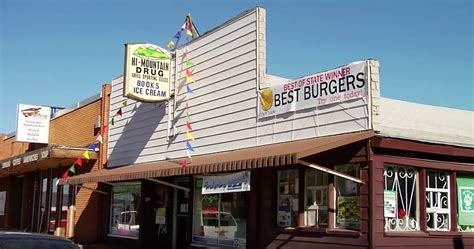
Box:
(62, 171), (69, 179)
(101, 125), (107, 135)
(116, 108), (123, 117)
(186, 21), (192, 32)
(186, 121), (192, 131)
(75, 157), (83, 167)
(186, 69), (192, 77)
(182, 159), (188, 168)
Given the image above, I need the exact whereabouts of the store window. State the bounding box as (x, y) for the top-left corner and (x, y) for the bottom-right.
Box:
(456, 174), (474, 232)
(60, 184), (70, 230)
(277, 170), (299, 228)
(426, 170), (450, 231)
(109, 182), (141, 238)
(48, 177), (59, 233)
(39, 177), (48, 233)
(383, 165), (419, 231)
(192, 172), (249, 248)
(304, 170), (328, 227)
(335, 164), (360, 230)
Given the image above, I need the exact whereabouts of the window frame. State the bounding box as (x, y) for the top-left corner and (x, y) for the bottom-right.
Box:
(425, 170), (451, 231)
(108, 181), (141, 239)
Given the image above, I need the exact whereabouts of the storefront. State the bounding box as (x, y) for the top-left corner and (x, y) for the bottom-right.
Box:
(0, 85), (110, 245)
(58, 6), (473, 249)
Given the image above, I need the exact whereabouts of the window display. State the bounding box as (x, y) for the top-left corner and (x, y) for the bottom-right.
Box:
(109, 182), (141, 238)
(192, 175), (248, 248)
(335, 164), (360, 230)
(277, 170), (299, 227)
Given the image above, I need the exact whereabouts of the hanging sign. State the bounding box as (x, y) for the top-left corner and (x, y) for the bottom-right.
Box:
(16, 104), (51, 144)
(123, 43), (171, 102)
(258, 61), (368, 119)
(457, 176), (474, 225)
(202, 171), (251, 195)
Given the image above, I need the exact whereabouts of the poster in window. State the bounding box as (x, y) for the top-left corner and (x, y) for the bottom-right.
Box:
(383, 190), (396, 218)
(457, 176), (474, 226)
(0, 191), (5, 215)
(337, 196), (360, 225)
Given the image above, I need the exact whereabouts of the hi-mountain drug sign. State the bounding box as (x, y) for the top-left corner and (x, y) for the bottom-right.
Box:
(123, 43), (171, 102)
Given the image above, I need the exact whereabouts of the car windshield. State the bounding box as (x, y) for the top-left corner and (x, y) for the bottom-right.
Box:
(0, 238), (77, 249)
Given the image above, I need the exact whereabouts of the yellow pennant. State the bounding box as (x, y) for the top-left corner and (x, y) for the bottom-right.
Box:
(186, 131), (195, 141)
(83, 150), (90, 160)
(186, 76), (195, 83)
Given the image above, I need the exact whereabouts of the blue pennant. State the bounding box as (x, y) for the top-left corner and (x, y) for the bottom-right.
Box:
(186, 141), (195, 152)
(88, 143), (97, 151)
(187, 85), (193, 94)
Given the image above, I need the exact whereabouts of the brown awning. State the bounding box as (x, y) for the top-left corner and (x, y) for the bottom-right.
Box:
(60, 130), (374, 185)
(0, 146), (98, 177)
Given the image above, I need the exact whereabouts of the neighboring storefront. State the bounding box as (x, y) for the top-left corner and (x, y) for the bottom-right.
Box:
(0, 85), (110, 244)
(57, 6), (473, 249)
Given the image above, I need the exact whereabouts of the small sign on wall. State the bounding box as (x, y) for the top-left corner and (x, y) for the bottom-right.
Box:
(384, 190), (396, 218)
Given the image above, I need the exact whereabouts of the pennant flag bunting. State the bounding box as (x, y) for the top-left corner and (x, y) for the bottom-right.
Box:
(186, 76), (194, 83)
(181, 23), (186, 30)
(116, 108), (123, 117)
(88, 143), (97, 151)
(174, 31), (181, 39)
(185, 60), (195, 68)
(186, 29), (193, 36)
(186, 131), (195, 141)
(166, 40), (175, 48)
(186, 85), (193, 94)
(75, 158), (83, 167)
(186, 121), (192, 131)
(83, 150), (90, 160)
(182, 159), (188, 167)
(122, 100), (128, 106)
(62, 171), (69, 179)
(185, 68), (192, 77)
(96, 134), (103, 143)
(69, 165), (76, 174)
(109, 118), (114, 126)
(186, 150), (192, 158)
(186, 112), (192, 123)
(186, 141), (195, 152)
(101, 125), (107, 135)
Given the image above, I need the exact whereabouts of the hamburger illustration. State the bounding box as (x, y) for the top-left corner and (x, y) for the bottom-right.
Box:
(259, 88), (273, 111)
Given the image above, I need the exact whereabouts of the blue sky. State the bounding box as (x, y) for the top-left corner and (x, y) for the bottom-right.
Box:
(0, 0), (472, 133)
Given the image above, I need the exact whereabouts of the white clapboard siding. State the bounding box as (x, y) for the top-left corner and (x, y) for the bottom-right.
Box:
(107, 8), (371, 168)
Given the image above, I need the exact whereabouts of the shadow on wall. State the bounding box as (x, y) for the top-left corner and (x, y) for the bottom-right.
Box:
(108, 102), (166, 167)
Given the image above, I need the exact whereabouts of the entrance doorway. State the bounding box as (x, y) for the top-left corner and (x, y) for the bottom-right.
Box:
(172, 178), (190, 249)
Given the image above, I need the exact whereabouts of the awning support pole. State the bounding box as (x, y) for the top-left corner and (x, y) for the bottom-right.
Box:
(297, 160), (366, 185)
(146, 178), (190, 192)
(78, 185), (108, 195)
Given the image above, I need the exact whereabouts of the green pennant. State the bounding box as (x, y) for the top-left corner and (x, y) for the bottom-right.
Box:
(109, 117), (114, 126)
(186, 112), (191, 123)
(69, 165), (76, 174)
(185, 60), (195, 68)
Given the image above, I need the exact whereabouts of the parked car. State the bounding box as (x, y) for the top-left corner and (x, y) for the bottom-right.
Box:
(0, 231), (79, 249)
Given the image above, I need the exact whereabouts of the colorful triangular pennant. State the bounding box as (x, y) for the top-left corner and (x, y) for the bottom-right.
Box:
(96, 134), (103, 143)
(186, 85), (193, 94)
(116, 108), (123, 117)
(62, 171), (69, 179)
(174, 31), (181, 39)
(185, 60), (195, 68)
(69, 165), (76, 174)
(88, 143), (97, 151)
(186, 112), (191, 123)
(101, 125), (107, 135)
(186, 131), (195, 141)
(186, 121), (192, 131)
(182, 159), (188, 167)
(166, 40), (175, 48)
(186, 76), (194, 83)
(122, 100), (128, 106)
(185, 69), (192, 77)
(75, 158), (83, 167)
(185, 150), (192, 158)
(186, 141), (195, 152)
(83, 150), (90, 160)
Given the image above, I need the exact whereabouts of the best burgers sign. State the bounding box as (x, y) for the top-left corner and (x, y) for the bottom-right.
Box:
(258, 61), (368, 119)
